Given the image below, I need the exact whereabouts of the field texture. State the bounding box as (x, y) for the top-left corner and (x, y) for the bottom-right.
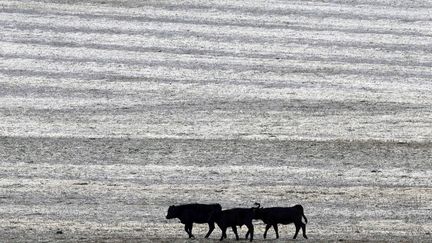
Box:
(0, 0), (431, 242)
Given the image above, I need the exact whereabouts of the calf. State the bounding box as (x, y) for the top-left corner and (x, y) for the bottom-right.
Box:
(214, 208), (254, 241)
(166, 203), (222, 238)
(247, 203), (308, 240)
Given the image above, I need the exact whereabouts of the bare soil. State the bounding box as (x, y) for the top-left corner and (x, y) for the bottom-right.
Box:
(0, 0), (431, 242)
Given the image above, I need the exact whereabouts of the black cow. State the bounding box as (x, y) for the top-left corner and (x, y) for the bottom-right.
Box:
(246, 203), (308, 240)
(214, 207), (254, 241)
(166, 203), (222, 238)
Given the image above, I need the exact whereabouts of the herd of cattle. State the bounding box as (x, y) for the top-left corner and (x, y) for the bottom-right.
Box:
(166, 203), (308, 241)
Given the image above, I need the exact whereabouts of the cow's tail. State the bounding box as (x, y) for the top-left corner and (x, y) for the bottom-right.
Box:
(303, 213), (308, 224)
(295, 204), (308, 224)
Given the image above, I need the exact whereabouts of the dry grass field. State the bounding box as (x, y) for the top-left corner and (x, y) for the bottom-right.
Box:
(0, 0), (431, 242)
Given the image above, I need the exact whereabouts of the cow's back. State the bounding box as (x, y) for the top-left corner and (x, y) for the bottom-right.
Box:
(217, 208), (253, 226)
(178, 203), (221, 224)
(263, 207), (299, 224)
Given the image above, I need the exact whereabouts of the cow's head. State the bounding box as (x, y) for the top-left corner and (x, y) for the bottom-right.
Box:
(166, 205), (177, 219)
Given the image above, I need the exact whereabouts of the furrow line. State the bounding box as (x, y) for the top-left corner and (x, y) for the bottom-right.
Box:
(2, 11), (432, 38)
(2, 39), (432, 70)
(2, 26), (432, 56)
(3, 1), (431, 23)
(2, 56), (432, 80)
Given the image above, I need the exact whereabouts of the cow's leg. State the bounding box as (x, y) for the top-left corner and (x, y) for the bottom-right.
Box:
(245, 229), (250, 240)
(183, 224), (188, 237)
(293, 223), (300, 239)
(185, 223), (194, 238)
(189, 223), (195, 238)
(246, 223), (254, 242)
(263, 224), (271, 239)
(205, 222), (215, 238)
(220, 227), (227, 241)
(245, 227), (253, 240)
(273, 224), (279, 239)
(301, 222), (308, 239)
(231, 226), (239, 240)
(184, 223), (191, 238)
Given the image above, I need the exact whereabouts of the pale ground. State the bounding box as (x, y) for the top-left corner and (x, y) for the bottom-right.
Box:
(0, 0), (431, 242)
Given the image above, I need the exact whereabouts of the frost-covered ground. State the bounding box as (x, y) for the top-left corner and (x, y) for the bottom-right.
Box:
(0, 0), (431, 242)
